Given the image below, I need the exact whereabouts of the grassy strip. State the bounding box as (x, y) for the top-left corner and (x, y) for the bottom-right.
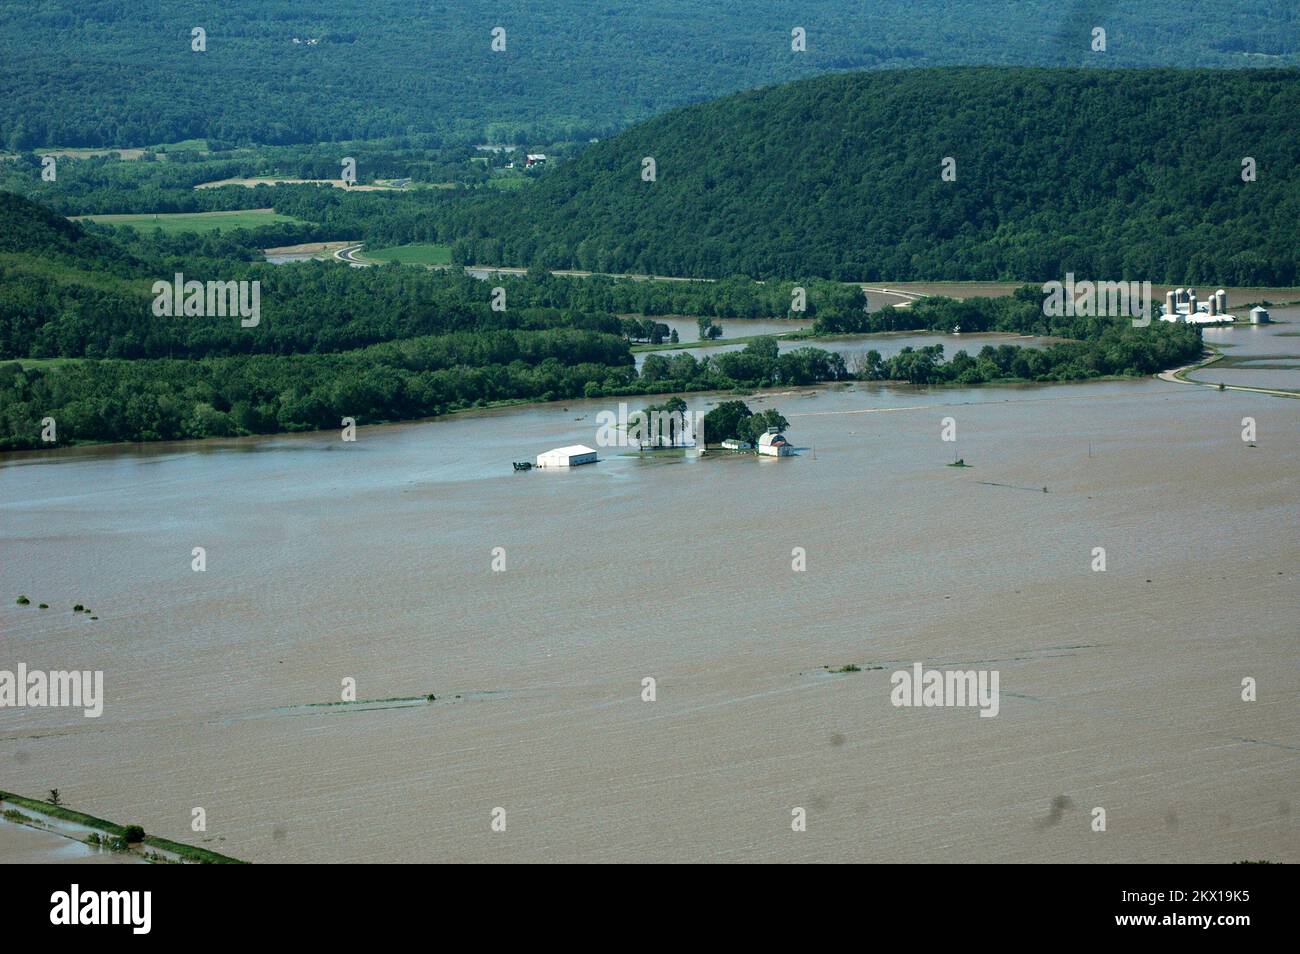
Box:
(301, 694), (435, 708)
(141, 834), (245, 865)
(0, 789), (245, 864)
(0, 789), (129, 836)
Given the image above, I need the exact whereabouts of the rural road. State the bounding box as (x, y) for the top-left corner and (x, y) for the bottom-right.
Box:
(1157, 354), (1297, 398)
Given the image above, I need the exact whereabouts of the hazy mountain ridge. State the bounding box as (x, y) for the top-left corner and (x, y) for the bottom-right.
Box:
(0, 1), (1296, 148)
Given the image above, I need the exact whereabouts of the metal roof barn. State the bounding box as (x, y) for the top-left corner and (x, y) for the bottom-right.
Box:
(536, 445), (599, 467)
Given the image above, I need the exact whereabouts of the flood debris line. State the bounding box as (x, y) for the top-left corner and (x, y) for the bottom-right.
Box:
(976, 481), (1049, 493)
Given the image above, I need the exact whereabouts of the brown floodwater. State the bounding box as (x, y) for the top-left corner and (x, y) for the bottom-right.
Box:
(1191, 315), (1300, 392)
(1, 360), (1296, 862)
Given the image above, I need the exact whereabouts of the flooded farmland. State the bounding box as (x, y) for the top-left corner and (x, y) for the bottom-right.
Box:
(1, 319), (1297, 864)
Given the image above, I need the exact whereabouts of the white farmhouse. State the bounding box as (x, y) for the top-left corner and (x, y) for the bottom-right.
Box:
(536, 444), (598, 467)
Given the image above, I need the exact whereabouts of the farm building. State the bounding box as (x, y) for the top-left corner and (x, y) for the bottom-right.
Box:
(757, 429), (793, 457)
(536, 444), (598, 467)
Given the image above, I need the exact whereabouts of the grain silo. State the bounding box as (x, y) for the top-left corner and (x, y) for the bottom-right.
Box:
(1250, 306), (1270, 324)
(1215, 289), (1227, 313)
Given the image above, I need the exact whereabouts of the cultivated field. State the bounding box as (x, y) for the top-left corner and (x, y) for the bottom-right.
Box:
(71, 208), (304, 234)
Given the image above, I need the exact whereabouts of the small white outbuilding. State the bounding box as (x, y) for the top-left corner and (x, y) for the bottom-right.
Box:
(536, 444), (598, 467)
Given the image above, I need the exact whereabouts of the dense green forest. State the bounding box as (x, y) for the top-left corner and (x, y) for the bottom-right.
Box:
(0, 2), (1294, 149)
(436, 68), (1300, 284)
(6, 69), (1294, 289)
(0, 192), (858, 359)
(0, 190), (856, 447)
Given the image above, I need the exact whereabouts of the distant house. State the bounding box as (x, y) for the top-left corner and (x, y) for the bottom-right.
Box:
(757, 429), (793, 457)
(525, 154), (547, 168)
(536, 444), (598, 467)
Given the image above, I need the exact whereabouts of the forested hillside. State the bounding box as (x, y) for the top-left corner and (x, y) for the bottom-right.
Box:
(436, 68), (1300, 284)
(0, 1), (1295, 148)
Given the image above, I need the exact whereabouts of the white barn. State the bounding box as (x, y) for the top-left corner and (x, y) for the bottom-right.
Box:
(536, 444), (598, 467)
(757, 430), (793, 457)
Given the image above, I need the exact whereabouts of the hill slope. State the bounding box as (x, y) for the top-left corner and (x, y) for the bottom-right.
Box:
(440, 68), (1300, 284)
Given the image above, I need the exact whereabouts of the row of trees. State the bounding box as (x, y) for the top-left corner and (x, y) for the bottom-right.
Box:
(0, 314), (1204, 449)
(702, 401), (790, 445)
(0, 333), (844, 449)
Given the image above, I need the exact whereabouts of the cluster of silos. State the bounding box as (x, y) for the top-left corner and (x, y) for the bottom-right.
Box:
(1210, 288), (1227, 316)
(1165, 287), (1229, 319)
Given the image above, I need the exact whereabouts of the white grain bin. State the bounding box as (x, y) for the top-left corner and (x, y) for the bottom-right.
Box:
(1250, 306), (1270, 324)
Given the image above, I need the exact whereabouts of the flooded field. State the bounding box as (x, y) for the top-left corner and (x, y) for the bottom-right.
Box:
(1192, 316), (1300, 392)
(1, 351), (1296, 863)
(0, 819), (140, 864)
